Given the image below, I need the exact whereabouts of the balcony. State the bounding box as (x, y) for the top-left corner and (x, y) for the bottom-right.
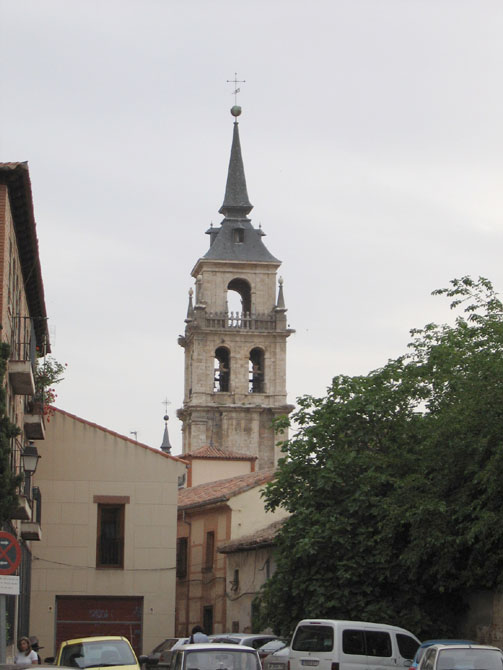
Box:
(10, 494), (31, 521)
(20, 486), (42, 541)
(20, 522), (42, 541)
(24, 407), (45, 440)
(9, 360), (36, 395)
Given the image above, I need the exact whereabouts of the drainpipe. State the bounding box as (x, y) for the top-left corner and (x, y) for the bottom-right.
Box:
(182, 511), (191, 636)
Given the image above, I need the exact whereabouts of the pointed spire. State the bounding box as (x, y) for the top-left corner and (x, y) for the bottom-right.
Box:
(185, 287), (194, 321)
(219, 108), (253, 218)
(276, 276), (286, 310)
(160, 415), (172, 454)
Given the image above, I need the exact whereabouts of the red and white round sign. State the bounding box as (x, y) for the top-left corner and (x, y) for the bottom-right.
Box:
(0, 531), (21, 575)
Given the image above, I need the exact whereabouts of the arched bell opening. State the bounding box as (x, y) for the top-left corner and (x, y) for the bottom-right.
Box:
(227, 278), (252, 316)
(249, 347), (265, 393)
(214, 346), (230, 392)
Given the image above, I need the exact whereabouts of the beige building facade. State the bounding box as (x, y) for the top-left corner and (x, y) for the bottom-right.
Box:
(31, 408), (186, 658)
(175, 471), (289, 636)
(218, 519), (285, 633)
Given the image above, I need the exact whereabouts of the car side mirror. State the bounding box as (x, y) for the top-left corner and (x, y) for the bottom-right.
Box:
(44, 657), (55, 664)
(139, 656), (149, 665)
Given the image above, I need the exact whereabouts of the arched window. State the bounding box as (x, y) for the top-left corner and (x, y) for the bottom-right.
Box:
(214, 347), (230, 392)
(227, 278), (251, 315)
(249, 347), (265, 393)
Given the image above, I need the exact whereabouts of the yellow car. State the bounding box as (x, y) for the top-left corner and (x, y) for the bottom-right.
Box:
(55, 636), (143, 670)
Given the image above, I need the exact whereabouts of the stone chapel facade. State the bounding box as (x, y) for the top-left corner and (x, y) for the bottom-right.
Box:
(177, 107), (294, 471)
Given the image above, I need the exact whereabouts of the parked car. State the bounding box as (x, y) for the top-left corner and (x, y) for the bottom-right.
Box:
(410, 640), (476, 670)
(169, 642), (261, 670)
(289, 619), (420, 670)
(418, 644), (503, 670)
(209, 635), (280, 650)
(155, 639), (190, 670)
(51, 636), (146, 670)
(256, 640), (288, 666)
(262, 645), (290, 670)
(144, 640), (183, 670)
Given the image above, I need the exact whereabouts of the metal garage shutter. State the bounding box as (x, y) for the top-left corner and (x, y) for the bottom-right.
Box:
(55, 596), (143, 656)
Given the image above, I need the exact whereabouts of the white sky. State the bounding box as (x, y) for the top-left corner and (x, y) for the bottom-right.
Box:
(2, 0), (502, 454)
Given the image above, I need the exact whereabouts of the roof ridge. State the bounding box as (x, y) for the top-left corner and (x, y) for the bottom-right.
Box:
(52, 407), (187, 463)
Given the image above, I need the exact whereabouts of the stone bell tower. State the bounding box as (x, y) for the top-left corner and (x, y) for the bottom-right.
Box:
(177, 106), (294, 470)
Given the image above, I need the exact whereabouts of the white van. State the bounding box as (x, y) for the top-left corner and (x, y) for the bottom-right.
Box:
(289, 620), (420, 670)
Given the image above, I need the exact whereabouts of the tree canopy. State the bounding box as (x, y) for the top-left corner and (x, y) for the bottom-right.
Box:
(258, 277), (503, 638)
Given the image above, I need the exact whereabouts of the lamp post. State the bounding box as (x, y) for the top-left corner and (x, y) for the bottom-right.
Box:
(22, 443), (40, 500)
(21, 443), (40, 476)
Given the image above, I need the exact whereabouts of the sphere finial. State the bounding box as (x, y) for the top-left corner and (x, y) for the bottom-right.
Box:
(231, 105), (242, 118)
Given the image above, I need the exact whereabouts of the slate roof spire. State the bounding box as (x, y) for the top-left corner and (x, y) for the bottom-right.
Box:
(219, 106), (253, 218)
(202, 107), (279, 264)
(160, 415), (172, 454)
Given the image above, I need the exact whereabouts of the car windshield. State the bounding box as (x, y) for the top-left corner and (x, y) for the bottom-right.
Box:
(437, 649), (503, 670)
(60, 640), (137, 668)
(183, 649), (261, 670)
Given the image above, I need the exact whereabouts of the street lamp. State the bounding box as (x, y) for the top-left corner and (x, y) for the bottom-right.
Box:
(22, 443), (40, 475)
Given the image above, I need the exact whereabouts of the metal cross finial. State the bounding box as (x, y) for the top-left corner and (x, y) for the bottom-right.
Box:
(226, 72), (246, 105)
(162, 397), (171, 414)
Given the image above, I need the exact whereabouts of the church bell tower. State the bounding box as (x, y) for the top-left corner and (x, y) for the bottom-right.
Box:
(177, 106), (294, 470)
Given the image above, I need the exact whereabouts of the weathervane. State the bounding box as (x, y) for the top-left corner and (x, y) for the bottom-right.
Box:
(226, 72), (246, 105)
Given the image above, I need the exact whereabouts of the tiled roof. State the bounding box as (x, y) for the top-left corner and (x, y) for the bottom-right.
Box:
(218, 517), (287, 553)
(182, 445), (257, 461)
(53, 408), (188, 463)
(178, 468), (275, 511)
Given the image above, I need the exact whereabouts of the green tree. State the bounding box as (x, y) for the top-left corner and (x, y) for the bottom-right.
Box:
(260, 277), (503, 638)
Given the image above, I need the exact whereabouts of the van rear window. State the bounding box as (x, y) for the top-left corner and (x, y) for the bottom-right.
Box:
(292, 626), (334, 652)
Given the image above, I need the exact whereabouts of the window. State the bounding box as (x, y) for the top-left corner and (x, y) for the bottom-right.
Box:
(96, 504), (124, 568)
(176, 537), (188, 579)
(422, 648), (436, 670)
(292, 625), (333, 652)
(214, 347), (230, 392)
(232, 621), (240, 633)
(232, 228), (244, 243)
(203, 605), (214, 635)
(230, 569), (239, 591)
(204, 531), (215, 570)
(365, 631), (392, 658)
(343, 630), (366, 655)
(396, 635), (419, 661)
(249, 348), (265, 393)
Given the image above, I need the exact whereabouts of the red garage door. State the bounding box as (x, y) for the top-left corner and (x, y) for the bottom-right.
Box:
(55, 596), (143, 656)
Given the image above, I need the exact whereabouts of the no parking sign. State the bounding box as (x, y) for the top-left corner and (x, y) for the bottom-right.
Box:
(0, 532), (21, 575)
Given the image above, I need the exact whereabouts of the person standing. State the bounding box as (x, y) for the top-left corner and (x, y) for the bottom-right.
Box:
(190, 626), (209, 643)
(29, 637), (43, 664)
(14, 637), (38, 665)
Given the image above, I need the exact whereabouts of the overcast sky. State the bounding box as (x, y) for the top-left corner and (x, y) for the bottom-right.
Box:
(2, 0), (502, 454)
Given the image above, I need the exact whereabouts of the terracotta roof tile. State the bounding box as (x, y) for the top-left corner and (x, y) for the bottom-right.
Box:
(182, 445), (257, 461)
(178, 469), (275, 510)
(218, 518), (287, 553)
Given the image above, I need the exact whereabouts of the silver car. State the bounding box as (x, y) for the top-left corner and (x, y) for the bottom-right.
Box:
(418, 644), (503, 670)
(170, 643), (261, 670)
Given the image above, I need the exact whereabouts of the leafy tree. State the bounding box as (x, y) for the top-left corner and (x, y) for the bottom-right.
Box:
(0, 343), (22, 524)
(259, 277), (503, 638)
